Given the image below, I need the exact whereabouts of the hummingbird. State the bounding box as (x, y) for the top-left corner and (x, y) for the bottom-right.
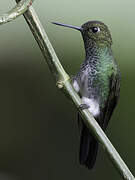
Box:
(52, 21), (120, 169)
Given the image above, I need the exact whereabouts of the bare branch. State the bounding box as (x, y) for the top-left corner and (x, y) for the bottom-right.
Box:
(0, 0), (34, 25)
(11, 1), (135, 180)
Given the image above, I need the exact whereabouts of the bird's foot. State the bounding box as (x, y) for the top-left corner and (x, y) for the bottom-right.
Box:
(78, 104), (89, 111)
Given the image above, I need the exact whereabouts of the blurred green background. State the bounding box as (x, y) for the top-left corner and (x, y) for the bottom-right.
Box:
(0, 0), (134, 179)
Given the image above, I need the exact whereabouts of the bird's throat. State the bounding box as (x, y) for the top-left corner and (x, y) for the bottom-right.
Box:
(84, 40), (112, 62)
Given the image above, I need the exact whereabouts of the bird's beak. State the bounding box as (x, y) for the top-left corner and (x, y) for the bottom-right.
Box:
(52, 22), (82, 32)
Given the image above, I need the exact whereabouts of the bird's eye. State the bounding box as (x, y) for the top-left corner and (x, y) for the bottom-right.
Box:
(91, 27), (100, 33)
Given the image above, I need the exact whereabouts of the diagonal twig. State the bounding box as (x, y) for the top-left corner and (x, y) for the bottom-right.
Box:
(9, 1), (134, 179)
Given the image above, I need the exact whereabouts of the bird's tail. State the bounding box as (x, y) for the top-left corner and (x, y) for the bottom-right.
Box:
(79, 121), (98, 169)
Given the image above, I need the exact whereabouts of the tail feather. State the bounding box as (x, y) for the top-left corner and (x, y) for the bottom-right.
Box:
(79, 122), (98, 169)
(85, 137), (98, 169)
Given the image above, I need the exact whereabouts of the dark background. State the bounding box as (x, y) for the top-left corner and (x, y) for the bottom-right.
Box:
(0, 0), (134, 179)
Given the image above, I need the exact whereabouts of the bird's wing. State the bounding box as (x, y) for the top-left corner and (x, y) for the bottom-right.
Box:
(101, 70), (121, 130)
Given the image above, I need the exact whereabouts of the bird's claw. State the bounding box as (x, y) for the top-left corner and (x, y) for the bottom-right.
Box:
(78, 104), (89, 111)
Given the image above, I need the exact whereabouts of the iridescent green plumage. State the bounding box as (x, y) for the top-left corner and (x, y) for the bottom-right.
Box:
(52, 20), (120, 169)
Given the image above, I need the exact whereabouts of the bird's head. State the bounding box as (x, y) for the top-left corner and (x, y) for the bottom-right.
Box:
(81, 21), (112, 46)
(52, 20), (112, 46)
